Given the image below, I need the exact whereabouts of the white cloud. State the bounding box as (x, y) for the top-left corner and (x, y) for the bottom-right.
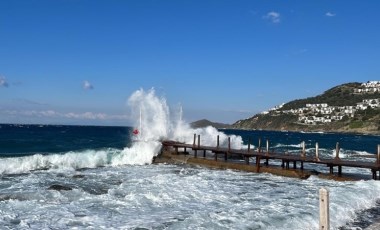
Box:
(40, 110), (57, 117)
(264, 11), (281, 23)
(0, 76), (9, 87)
(64, 112), (107, 120)
(83, 80), (94, 90)
(2, 109), (128, 121)
(325, 12), (336, 17)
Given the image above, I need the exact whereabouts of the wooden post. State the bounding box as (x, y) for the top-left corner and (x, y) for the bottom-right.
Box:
(217, 135), (220, 149)
(377, 144), (380, 164)
(198, 135), (200, 148)
(248, 138), (251, 153)
(203, 150), (206, 158)
(246, 138), (251, 164)
(329, 166), (333, 174)
(315, 142), (320, 161)
(193, 134), (196, 146)
(258, 138), (261, 153)
(372, 170), (377, 180)
(335, 142), (340, 160)
(228, 137), (231, 151)
(319, 188), (330, 230)
(225, 137), (230, 162)
(256, 156), (261, 173)
(266, 139), (269, 155)
(301, 141), (306, 158)
(338, 166), (342, 176)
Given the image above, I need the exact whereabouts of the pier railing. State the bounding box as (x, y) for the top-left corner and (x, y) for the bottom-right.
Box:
(162, 134), (380, 180)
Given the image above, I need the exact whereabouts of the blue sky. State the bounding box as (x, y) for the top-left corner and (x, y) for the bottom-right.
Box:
(1, 1), (379, 126)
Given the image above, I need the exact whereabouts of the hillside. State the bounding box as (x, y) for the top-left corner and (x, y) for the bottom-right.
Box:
(190, 119), (231, 129)
(232, 82), (380, 134)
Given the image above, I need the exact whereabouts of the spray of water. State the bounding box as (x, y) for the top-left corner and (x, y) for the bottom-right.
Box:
(112, 88), (244, 165)
(0, 88), (244, 173)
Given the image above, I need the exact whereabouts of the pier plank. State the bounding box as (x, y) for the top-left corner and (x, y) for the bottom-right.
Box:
(162, 140), (380, 179)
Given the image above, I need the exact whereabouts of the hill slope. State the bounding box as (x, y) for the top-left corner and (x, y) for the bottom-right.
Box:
(190, 119), (231, 129)
(232, 82), (380, 134)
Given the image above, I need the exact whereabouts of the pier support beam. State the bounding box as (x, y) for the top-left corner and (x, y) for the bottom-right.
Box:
(258, 138), (261, 153)
(256, 156), (261, 173)
(315, 142), (320, 161)
(338, 166), (342, 176)
(335, 142), (340, 160)
(301, 141), (306, 158)
(228, 137), (231, 151)
(372, 170), (377, 180)
(248, 138), (251, 153)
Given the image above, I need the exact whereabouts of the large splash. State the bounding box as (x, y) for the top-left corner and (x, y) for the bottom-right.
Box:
(113, 88), (244, 165)
(0, 88), (244, 174)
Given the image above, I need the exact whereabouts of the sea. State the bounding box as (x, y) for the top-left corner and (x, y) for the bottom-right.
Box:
(1, 89), (380, 230)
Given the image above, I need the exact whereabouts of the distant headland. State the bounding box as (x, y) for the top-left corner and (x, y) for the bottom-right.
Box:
(194, 81), (380, 135)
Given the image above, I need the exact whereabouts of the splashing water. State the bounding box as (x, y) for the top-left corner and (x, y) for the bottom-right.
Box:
(0, 89), (243, 173)
(113, 88), (244, 165)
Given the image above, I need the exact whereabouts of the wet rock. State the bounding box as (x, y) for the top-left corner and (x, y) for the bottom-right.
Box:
(73, 174), (85, 179)
(48, 184), (73, 191)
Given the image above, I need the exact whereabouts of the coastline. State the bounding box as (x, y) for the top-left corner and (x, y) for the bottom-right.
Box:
(228, 127), (380, 136)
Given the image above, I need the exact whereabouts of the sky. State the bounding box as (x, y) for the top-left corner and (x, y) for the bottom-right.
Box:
(1, 0), (379, 126)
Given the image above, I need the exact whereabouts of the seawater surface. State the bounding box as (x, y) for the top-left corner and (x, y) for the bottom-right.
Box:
(1, 124), (380, 229)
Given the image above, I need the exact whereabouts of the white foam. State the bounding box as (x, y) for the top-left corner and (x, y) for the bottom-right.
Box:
(0, 149), (115, 174)
(1, 162), (380, 229)
(111, 88), (245, 166)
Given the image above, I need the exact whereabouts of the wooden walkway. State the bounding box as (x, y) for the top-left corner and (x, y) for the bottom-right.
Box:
(162, 136), (380, 180)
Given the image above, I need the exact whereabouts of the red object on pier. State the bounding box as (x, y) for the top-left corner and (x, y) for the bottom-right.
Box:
(133, 129), (139, 135)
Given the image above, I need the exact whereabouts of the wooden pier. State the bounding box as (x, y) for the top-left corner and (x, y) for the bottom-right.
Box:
(161, 135), (380, 180)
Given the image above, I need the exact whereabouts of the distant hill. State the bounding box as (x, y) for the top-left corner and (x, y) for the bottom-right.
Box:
(232, 82), (380, 134)
(190, 119), (231, 129)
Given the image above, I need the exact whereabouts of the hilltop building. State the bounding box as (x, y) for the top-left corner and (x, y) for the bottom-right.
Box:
(354, 81), (380, 94)
(269, 81), (380, 125)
